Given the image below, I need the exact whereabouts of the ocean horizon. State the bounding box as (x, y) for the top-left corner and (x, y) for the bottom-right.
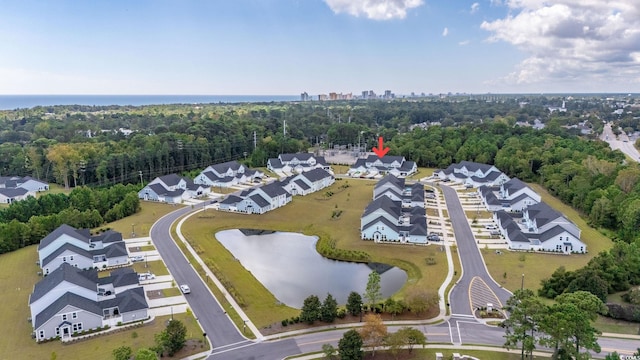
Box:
(0, 94), (301, 110)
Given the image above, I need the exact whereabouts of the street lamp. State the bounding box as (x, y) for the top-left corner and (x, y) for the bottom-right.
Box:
(131, 224), (135, 238)
(521, 273), (525, 290)
(145, 254), (148, 269)
(243, 320), (248, 334)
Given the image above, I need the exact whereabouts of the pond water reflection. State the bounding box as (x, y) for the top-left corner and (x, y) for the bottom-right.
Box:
(216, 229), (408, 309)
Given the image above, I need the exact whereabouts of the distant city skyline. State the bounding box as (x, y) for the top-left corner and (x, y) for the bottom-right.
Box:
(1, 0), (639, 95)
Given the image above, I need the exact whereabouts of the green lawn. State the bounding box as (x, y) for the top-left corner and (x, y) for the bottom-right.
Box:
(482, 183), (614, 293)
(595, 315), (640, 335)
(131, 260), (170, 276)
(181, 179), (448, 329)
(406, 167), (437, 180)
(98, 202), (182, 237)
(0, 246), (206, 359)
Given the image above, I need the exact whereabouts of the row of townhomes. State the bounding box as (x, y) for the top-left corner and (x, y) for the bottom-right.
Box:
(219, 168), (335, 214)
(194, 161), (264, 188)
(348, 155), (418, 178)
(360, 174), (428, 244)
(267, 153), (332, 175)
(441, 161), (587, 254)
(31, 225), (148, 342)
(0, 176), (49, 203)
(434, 161), (509, 187)
(138, 173), (210, 203)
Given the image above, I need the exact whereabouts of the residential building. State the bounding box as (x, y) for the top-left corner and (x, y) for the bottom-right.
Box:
(360, 176), (427, 244)
(38, 224), (129, 275)
(494, 202), (586, 253)
(29, 264), (148, 342)
(138, 173), (209, 203)
(267, 153), (331, 174)
(0, 176), (49, 192)
(347, 155), (417, 178)
(478, 178), (541, 212)
(194, 160), (264, 188)
(435, 161), (509, 187)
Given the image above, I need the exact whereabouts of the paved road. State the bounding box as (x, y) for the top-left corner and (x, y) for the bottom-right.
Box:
(441, 185), (512, 317)
(149, 206), (251, 349)
(601, 123), (640, 162)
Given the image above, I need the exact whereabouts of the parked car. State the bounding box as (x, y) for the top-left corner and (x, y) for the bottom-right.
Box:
(484, 224), (498, 230)
(130, 255), (144, 262)
(180, 284), (191, 294)
(490, 230), (501, 236)
(138, 272), (156, 281)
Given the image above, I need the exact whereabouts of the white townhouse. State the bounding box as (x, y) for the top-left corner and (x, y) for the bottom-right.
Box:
(494, 202), (586, 253)
(479, 177), (541, 212)
(348, 155), (417, 178)
(281, 168), (335, 196)
(373, 174), (425, 208)
(435, 161), (509, 187)
(194, 160), (263, 188)
(138, 173), (209, 203)
(29, 264), (148, 342)
(267, 153), (332, 174)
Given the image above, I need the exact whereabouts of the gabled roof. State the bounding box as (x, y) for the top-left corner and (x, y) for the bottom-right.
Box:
(201, 171), (220, 182)
(42, 243), (93, 267)
(267, 158), (283, 169)
(38, 224), (90, 251)
(459, 161), (495, 173)
(34, 292), (103, 328)
(208, 161), (243, 174)
(30, 263), (98, 304)
(399, 161), (417, 171)
(259, 182), (289, 198)
(502, 178), (529, 193)
(279, 153), (315, 162)
(221, 195), (243, 205)
(294, 179), (311, 190)
(0, 187), (28, 197)
(525, 202), (565, 228)
(362, 216), (399, 233)
(101, 242), (128, 259)
(92, 230), (123, 244)
(375, 174), (404, 190)
(249, 194), (270, 208)
(107, 267), (139, 288)
(363, 196), (402, 218)
(18, 176), (48, 185)
(537, 225), (575, 243)
(100, 287), (148, 314)
(301, 168), (332, 182)
(146, 183), (169, 196)
(157, 174), (182, 187)
(350, 158), (367, 169)
(375, 187), (403, 200)
(365, 155), (405, 164)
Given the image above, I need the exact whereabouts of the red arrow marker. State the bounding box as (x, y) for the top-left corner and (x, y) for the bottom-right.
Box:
(372, 136), (390, 158)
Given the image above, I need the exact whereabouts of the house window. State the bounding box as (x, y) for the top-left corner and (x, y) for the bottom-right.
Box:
(62, 314), (68, 321)
(55, 327), (60, 336)
(73, 323), (83, 332)
(72, 312), (77, 319)
(556, 244), (561, 251)
(39, 330), (45, 339)
(70, 255), (74, 261)
(559, 236), (562, 241)
(62, 257), (66, 262)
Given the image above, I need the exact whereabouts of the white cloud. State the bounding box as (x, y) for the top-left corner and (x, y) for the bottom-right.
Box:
(471, 2), (480, 13)
(442, 27), (449, 37)
(489, 0), (502, 6)
(481, 0), (640, 88)
(459, 40), (470, 46)
(323, 0), (424, 20)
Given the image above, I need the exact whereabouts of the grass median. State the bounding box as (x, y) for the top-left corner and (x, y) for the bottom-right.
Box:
(180, 179), (448, 330)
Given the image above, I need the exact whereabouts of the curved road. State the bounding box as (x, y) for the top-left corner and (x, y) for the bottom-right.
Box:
(442, 185), (512, 317)
(150, 200), (640, 359)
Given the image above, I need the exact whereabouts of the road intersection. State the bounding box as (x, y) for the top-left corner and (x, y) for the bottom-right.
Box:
(149, 185), (640, 359)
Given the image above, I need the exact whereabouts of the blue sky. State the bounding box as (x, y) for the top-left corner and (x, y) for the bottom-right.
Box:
(1, 0), (639, 95)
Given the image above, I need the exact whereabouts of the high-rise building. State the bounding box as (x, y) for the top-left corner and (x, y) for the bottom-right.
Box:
(300, 92), (310, 101)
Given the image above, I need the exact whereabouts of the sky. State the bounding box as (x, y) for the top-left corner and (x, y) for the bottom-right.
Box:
(0, 0), (639, 95)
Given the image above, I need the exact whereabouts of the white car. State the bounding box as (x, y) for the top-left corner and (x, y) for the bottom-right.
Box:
(130, 255), (144, 262)
(138, 272), (155, 281)
(180, 284), (191, 294)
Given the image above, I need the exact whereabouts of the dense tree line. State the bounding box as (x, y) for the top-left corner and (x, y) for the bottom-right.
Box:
(0, 184), (140, 254)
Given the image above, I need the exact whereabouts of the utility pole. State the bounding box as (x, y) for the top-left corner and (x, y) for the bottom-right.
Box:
(138, 171), (143, 186)
(283, 120), (286, 137)
(253, 131), (257, 150)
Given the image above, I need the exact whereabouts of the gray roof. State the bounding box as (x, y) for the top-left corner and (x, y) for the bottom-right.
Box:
(365, 155), (405, 164)
(350, 158), (367, 169)
(537, 225), (573, 243)
(363, 196), (402, 218)
(525, 202), (565, 228)
(0, 187), (29, 197)
(294, 179), (311, 190)
(259, 182), (289, 198)
(157, 174), (182, 187)
(221, 195), (243, 205)
(30, 263), (98, 304)
(362, 216), (398, 233)
(38, 224), (90, 251)
(279, 153), (314, 162)
(399, 161), (417, 171)
(201, 171), (221, 182)
(42, 243), (93, 267)
(34, 292), (103, 328)
(183, 177), (202, 191)
(375, 174), (404, 190)
(92, 230), (123, 244)
(301, 168), (332, 182)
(100, 287), (148, 314)
(208, 161), (243, 175)
(249, 194), (270, 208)
(375, 187), (403, 200)
(267, 158), (283, 169)
(459, 161), (495, 173)
(100, 242), (128, 259)
(502, 178), (528, 194)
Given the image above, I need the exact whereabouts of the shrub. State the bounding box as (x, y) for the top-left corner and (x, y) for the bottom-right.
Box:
(281, 320), (288, 327)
